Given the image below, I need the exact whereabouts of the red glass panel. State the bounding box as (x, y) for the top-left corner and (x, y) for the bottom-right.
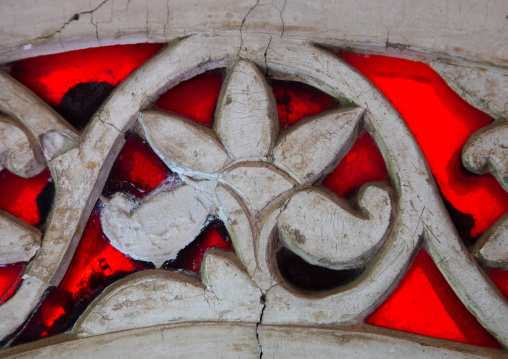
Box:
(163, 220), (233, 273)
(488, 269), (508, 301)
(103, 132), (176, 199)
(340, 54), (508, 240)
(154, 70), (225, 127)
(8, 44), (164, 107)
(15, 205), (153, 342)
(366, 250), (501, 348)
(322, 131), (389, 198)
(0, 263), (26, 305)
(0, 169), (52, 227)
(272, 80), (339, 130)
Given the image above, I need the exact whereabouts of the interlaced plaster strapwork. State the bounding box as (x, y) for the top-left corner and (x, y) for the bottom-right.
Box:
(0, 34), (508, 357)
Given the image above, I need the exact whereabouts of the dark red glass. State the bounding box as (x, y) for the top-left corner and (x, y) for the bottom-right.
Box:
(322, 131), (389, 198)
(163, 219), (234, 273)
(154, 70), (225, 127)
(488, 269), (508, 301)
(0, 169), (52, 227)
(272, 80), (339, 130)
(340, 54), (508, 241)
(8, 44), (164, 107)
(103, 132), (177, 199)
(366, 249), (501, 348)
(15, 204), (153, 342)
(0, 263), (26, 305)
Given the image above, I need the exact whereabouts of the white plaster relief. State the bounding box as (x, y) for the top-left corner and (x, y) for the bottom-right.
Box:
(474, 214), (508, 270)
(273, 107), (364, 185)
(101, 185), (214, 266)
(462, 122), (508, 193)
(220, 164), (294, 216)
(0, 276), (48, 340)
(0, 119), (45, 178)
(0, 32), (507, 355)
(40, 130), (80, 162)
(140, 111), (230, 177)
(278, 185), (392, 270)
(76, 251), (262, 337)
(0, 211), (41, 265)
(214, 59), (279, 160)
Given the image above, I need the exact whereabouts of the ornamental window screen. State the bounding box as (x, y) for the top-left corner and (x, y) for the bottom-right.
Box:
(0, 35), (507, 358)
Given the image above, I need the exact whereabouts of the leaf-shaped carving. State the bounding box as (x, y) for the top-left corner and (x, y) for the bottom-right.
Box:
(140, 111), (230, 177)
(214, 59), (279, 160)
(273, 107), (364, 185)
(101, 185), (215, 266)
(277, 184), (392, 270)
(474, 213), (508, 269)
(0, 210), (41, 264)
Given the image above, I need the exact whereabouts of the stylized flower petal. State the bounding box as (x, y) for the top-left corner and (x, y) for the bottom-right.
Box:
(140, 111), (230, 176)
(101, 185), (215, 266)
(272, 107), (364, 185)
(474, 213), (508, 269)
(0, 118), (45, 178)
(277, 184), (392, 270)
(0, 210), (41, 264)
(462, 122), (508, 192)
(214, 59), (279, 160)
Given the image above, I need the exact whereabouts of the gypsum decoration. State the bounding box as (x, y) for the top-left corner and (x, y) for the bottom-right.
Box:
(0, 34), (507, 354)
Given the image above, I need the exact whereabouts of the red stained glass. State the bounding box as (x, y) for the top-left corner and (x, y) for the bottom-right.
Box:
(0, 263), (26, 305)
(340, 54), (508, 240)
(154, 70), (225, 127)
(0, 169), (52, 227)
(103, 132), (176, 199)
(272, 80), (339, 130)
(15, 205), (153, 342)
(8, 44), (164, 107)
(366, 250), (501, 348)
(488, 269), (508, 301)
(322, 131), (389, 198)
(163, 220), (234, 273)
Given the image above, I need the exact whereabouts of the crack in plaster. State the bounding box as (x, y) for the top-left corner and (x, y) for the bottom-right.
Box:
(35, 0), (110, 41)
(238, 0), (260, 56)
(255, 293), (266, 359)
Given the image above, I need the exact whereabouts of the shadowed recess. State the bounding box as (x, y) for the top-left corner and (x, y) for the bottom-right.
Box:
(7, 43), (164, 130)
(154, 69), (225, 128)
(340, 54), (508, 242)
(271, 80), (340, 130)
(276, 245), (365, 292)
(162, 218), (234, 274)
(57, 81), (115, 131)
(366, 249), (501, 348)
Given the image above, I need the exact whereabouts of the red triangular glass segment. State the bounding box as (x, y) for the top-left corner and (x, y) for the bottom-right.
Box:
(322, 131), (389, 198)
(366, 249), (501, 348)
(272, 80), (339, 130)
(154, 70), (225, 128)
